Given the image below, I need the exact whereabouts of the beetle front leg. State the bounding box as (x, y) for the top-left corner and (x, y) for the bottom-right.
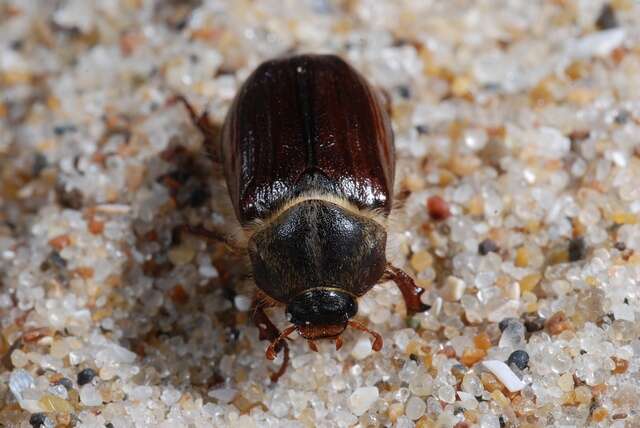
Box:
(251, 294), (290, 382)
(384, 263), (430, 314)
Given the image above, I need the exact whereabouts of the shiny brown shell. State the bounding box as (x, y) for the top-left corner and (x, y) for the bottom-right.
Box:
(220, 54), (394, 225)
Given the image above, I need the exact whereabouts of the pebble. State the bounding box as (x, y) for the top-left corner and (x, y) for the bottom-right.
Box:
(498, 319), (525, 349)
(457, 391), (478, 410)
(568, 237), (586, 262)
(208, 387), (237, 404)
(461, 348), (486, 366)
(557, 373), (574, 392)
(348, 386), (379, 416)
(233, 295), (251, 312)
(168, 245), (196, 266)
(612, 303), (635, 322)
(442, 276), (466, 301)
(10, 349), (29, 368)
(612, 357), (629, 374)
(47, 384), (68, 400)
(437, 385), (456, 403)
(408, 373), (433, 396)
(351, 337), (373, 360)
(427, 195), (451, 221)
(522, 313), (546, 332)
(56, 378), (74, 390)
(480, 414), (501, 428)
(514, 247), (529, 267)
(405, 396), (426, 420)
(160, 388), (182, 406)
(79, 384), (103, 406)
(29, 413), (52, 428)
(546, 311), (572, 335)
(498, 317), (518, 332)
(478, 239), (499, 255)
(574, 386), (592, 404)
(482, 360), (526, 392)
(474, 332), (492, 350)
(596, 3), (618, 30)
(77, 367), (97, 385)
(462, 373), (484, 397)
(410, 250), (433, 272)
(571, 28), (626, 59)
(519, 274), (541, 294)
(9, 369), (35, 401)
(592, 407), (608, 422)
(506, 350), (529, 370)
(39, 394), (73, 413)
(449, 363), (464, 380)
(388, 402), (405, 422)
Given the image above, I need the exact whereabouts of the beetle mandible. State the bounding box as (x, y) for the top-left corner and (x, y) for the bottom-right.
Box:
(176, 54), (429, 381)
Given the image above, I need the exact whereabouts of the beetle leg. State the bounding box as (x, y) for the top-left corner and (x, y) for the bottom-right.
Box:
(384, 263), (431, 314)
(334, 336), (343, 351)
(307, 340), (319, 352)
(265, 325), (297, 360)
(170, 95), (221, 162)
(251, 297), (290, 382)
(179, 224), (239, 254)
(348, 320), (383, 351)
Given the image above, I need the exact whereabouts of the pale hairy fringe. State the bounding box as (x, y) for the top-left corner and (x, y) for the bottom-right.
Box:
(238, 191), (388, 241)
(224, 190), (407, 268)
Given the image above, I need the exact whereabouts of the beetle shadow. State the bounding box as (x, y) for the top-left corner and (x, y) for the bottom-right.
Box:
(112, 137), (263, 396)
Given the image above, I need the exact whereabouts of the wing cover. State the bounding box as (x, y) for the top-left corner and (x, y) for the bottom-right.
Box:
(221, 54), (394, 224)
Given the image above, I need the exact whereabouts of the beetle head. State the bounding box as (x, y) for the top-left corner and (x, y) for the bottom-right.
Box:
(285, 288), (357, 339)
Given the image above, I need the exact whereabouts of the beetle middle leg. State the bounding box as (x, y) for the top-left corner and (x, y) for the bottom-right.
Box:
(251, 293), (290, 382)
(178, 224), (239, 254)
(384, 263), (431, 314)
(169, 95), (221, 161)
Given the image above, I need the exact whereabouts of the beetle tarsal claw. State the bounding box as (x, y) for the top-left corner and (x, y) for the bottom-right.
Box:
(335, 336), (343, 351)
(265, 325), (297, 361)
(348, 320), (383, 352)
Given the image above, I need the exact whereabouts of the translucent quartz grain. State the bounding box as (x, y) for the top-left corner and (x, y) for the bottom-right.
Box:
(10, 349), (29, 368)
(409, 370), (433, 396)
(437, 385), (456, 403)
(462, 373), (484, 397)
(79, 385), (102, 406)
(498, 320), (526, 349)
(351, 337), (373, 360)
(405, 396), (426, 420)
(348, 387), (379, 416)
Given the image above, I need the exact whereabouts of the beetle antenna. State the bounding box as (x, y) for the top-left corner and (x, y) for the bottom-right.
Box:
(265, 325), (297, 361)
(348, 320), (383, 351)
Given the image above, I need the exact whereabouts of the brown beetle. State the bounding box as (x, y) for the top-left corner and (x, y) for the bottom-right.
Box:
(177, 54), (429, 381)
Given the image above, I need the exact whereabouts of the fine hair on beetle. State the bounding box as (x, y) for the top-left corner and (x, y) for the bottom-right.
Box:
(173, 53), (430, 382)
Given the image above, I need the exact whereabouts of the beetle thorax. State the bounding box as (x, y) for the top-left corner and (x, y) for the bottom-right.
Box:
(247, 197), (387, 304)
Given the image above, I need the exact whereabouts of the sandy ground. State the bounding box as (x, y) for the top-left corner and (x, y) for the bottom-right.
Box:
(2, 1), (640, 427)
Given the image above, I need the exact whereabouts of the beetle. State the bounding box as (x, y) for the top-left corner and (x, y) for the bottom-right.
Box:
(176, 54), (429, 381)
